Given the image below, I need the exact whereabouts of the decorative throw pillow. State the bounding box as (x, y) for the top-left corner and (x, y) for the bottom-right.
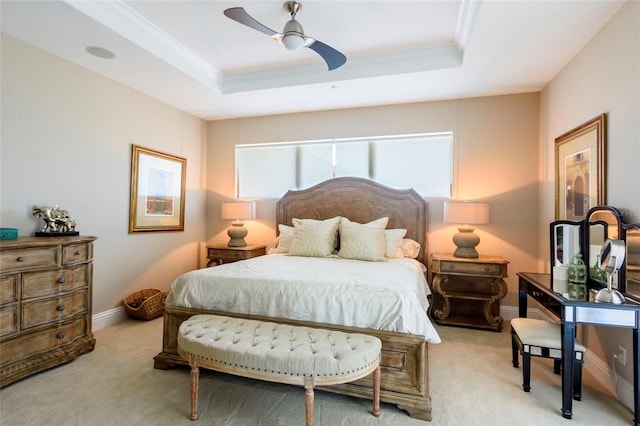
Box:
(338, 217), (389, 261)
(401, 238), (422, 259)
(274, 224), (295, 253)
(384, 229), (407, 258)
(287, 216), (341, 257)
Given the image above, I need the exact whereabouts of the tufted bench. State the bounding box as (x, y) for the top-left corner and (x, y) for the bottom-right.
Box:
(177, 314), (382, 425)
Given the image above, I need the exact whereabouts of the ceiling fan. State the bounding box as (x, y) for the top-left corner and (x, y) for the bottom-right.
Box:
(223, 1), (347, 71)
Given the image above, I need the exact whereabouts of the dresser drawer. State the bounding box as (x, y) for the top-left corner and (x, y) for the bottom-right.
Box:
(0, 247), (58, 273)
(0, 275), (18, 305)
(62, 243), (92, 265)
(22, 265), (88, 299)
(438, 260), (503, 276)
(0, 316), (88, 367)
(22, 290), (88, 329)
(0, 305), (18, 336)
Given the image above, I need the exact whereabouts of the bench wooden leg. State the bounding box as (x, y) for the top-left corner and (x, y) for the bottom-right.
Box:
(189, 354), (199, 421)
(304, 376), (314, 426)
(373, 364), (381, 417)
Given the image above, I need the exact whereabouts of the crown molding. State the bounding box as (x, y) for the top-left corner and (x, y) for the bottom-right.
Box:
(220, 44), (463, 94)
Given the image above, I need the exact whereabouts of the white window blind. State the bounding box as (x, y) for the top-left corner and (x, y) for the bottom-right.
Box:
(236, 133), (453, 198)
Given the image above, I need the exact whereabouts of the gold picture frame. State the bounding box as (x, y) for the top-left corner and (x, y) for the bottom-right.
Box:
(555, 114), (606, 220)
(129, 145), (186, 233)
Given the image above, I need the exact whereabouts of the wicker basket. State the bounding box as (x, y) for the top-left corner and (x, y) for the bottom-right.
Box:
(123, 289), (168, 320)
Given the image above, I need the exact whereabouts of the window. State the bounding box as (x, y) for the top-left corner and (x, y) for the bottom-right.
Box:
(236, 133), (453, 198)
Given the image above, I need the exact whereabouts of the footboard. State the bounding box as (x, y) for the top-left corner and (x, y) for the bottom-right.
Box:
(154, 306), (432, 421)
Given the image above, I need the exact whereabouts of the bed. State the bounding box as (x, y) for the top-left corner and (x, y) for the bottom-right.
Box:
(154, 177), (438, 421)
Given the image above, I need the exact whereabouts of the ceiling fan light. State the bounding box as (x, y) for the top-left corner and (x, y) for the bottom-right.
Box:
(282, 33), (305, 50)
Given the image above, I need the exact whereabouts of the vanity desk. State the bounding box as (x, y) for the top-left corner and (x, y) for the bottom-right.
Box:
(517, 272), (640, 425)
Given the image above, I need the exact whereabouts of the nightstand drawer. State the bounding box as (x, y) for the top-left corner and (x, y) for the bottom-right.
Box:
(439, 261), (502, 276)
(207, 248), (257, 261)
(206, 245), (267, 266)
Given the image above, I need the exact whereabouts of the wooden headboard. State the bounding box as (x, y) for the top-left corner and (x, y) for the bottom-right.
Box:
(276, 177), (429, 265)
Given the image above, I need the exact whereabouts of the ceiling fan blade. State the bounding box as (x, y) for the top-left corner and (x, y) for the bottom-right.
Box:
(224, 7), (277, 37)
(306, 39), (347, 71)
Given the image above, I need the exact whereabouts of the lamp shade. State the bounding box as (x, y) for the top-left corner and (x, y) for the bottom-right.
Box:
(443, 202), (490, 225)
(221, 202), (255, 221)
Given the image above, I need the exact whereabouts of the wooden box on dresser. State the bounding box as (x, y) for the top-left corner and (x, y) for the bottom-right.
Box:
(0, 236), (97, 387)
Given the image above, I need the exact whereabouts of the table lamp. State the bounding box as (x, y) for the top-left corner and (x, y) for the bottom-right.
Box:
(221, 201), (255, 247)
(444, 201), (490, 258)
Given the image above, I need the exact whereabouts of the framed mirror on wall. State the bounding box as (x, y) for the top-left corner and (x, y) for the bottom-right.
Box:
(555, 113), (606, 221)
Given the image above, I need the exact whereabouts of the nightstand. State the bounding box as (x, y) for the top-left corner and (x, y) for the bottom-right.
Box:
(206, 245), (266, 267)
(429, 253), (509, 331)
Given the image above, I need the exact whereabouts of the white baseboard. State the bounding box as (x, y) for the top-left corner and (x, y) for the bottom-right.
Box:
(92, 306), (128, 331)
(501, 305), (634, 413)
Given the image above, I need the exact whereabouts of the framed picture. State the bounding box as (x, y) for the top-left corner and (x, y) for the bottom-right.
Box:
(555, 113), (606, 220)
(129, 145), (186, 233)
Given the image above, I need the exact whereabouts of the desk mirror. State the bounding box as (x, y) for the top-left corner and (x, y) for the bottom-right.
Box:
(586, 207), (623, 289)
(624, 225), (640, 299)
(550, 219), (583, 295)
(550, 220), (582, 267)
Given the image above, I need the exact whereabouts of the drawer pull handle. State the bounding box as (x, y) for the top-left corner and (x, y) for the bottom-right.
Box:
(484, 267), (490, 272)
(74, 251), (81, 256)
(448, 265), (455, 270)
(57, 277), (66, 284)
(56, 332), (65, 339)
(56, 304), (65, 312)
(16, 256), (25, 262)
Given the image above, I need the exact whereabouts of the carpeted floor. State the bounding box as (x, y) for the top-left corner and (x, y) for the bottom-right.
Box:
(0, 318), (633, 425)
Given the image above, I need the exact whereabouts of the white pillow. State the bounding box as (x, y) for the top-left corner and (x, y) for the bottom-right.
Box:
(401, 238), (421, 259)
(384, 229), (407, 258)
(338, 217), (389, 261)
(287, 216), (341, 257)
(274, 224), (295, 254)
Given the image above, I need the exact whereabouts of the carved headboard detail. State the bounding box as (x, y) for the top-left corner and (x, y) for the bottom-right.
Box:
(276, 177), (429, 265)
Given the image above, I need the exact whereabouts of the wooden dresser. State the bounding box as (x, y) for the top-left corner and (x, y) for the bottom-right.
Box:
(0, 235), (97, 387)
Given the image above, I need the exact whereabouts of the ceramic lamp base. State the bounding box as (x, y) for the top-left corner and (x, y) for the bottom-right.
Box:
(452, 225), (480, 258)
(227, 222), (248, 247)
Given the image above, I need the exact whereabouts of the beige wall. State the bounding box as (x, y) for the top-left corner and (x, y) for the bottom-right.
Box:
(540, 0), (639, 403)
(207, 93), (541, 306)
(0, 34), (208, 316)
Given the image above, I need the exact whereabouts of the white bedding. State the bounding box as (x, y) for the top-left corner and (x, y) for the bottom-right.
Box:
(167, 254), (441, 343)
